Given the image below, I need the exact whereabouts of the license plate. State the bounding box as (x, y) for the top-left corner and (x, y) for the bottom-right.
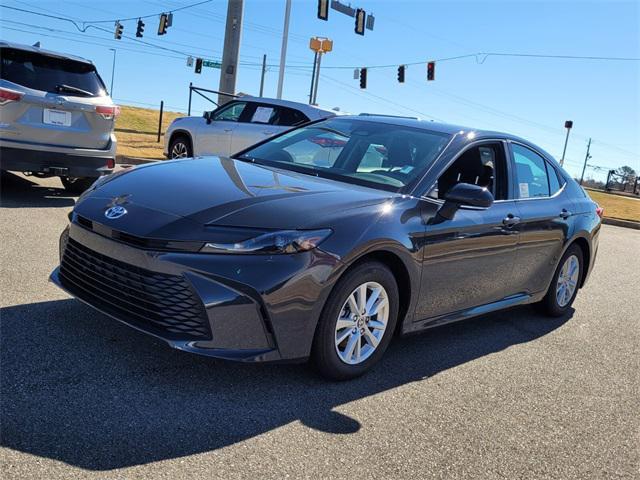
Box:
(43, 109), (72, 127)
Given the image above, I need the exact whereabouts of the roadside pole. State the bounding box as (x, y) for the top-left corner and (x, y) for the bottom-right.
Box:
(308, 51), (318, 104)
(109, 48), (116, 97)
(259, 54), (267, 97)
(579, 138), (592, 186)
(276, 0), (292, 99)
(560, 120), (573, 167)
(218, 0), (244, 105)
(312, 52), (322, 105)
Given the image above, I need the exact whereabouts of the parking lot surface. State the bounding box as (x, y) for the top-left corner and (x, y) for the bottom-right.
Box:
(1, 172), (639, 479)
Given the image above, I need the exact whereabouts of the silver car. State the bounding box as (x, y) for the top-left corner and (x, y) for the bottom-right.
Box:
(0, 41), (117, 193)
(164, 97), (335, 159)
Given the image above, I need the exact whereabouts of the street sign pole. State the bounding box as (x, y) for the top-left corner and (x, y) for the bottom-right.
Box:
(312, 52), (322, 105)
(309, 51), (318, 104)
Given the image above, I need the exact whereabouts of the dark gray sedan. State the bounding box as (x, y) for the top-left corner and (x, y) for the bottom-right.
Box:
(51, 116), (601, 379)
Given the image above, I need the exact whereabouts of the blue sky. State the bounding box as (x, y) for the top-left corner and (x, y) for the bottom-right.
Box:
(1, 0), (638, 180)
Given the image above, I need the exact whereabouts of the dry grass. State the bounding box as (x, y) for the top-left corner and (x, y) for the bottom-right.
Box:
(586, 189), (640, 222)
(115, 105), (184, 159)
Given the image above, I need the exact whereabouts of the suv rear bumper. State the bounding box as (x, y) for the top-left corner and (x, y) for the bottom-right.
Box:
(0, 137), (116, 177)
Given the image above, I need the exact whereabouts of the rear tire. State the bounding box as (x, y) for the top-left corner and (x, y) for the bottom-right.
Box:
(169, 135), (192, 159)
(537, 244), (583, 317)
(311, 261), (399, 381)
(60, 176), (98, 194)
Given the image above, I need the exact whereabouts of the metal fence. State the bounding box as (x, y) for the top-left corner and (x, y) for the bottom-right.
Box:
(605, 170), (640, 195)
(187, 83), (240, 116)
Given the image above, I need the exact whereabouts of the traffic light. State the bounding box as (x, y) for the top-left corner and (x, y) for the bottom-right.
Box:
(355, 8), (366, 35)
(195, 58), (203, 74)
(136, 18), (145, 38)
(427, 61), (435, 81)
(397, 65), (405, 83)
(317, 0), (329, 20)
(114, 21), (123, 40)
(359, 68), (367, 89)
(158, 13), (169, 35)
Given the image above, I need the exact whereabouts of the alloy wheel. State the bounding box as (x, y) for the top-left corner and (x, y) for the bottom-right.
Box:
(171, 142), (189, 159)
(556, 254), (580, 307)
(334, 281), (389, 365)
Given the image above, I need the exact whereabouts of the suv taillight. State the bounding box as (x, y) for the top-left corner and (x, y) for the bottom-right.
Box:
(95, 105), (120, 119)
(596, 205), (604, 218)
(0, 88), (24, 105)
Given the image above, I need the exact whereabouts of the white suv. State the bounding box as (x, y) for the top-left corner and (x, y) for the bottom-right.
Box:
(164, 97), (334, 159)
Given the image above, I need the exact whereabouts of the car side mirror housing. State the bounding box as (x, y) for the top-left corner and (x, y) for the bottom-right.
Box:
(435, 183), (495, 222)
(203, 111), (212, 124)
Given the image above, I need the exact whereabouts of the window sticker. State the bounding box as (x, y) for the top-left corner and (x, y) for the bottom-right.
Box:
(519, 182), (530, 198)
(252, 107), (274, 123)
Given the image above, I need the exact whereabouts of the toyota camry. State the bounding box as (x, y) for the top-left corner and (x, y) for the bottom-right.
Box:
(51, 116), (601, 380)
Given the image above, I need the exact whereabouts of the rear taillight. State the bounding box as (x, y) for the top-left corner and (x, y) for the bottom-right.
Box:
(0, 88), (24, 105)
(106, 158), (115, 169)
(596, 205), (604, 218)
(95, 105), (120, 119)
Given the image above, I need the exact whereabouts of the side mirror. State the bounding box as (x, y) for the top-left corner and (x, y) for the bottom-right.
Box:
(435, 183), (494, 221)
(203, 111), (212, 124)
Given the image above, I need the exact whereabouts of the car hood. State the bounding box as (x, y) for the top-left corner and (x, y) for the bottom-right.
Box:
(76, 157), (393, 235)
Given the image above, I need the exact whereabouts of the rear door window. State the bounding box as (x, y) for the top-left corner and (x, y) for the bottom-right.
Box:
(0, 47), (106, 97)
(273, 107), (309, 127)
(512, 144), (550, 198)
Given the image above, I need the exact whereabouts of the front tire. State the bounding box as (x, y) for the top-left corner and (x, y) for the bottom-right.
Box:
(311, 261), (399, 380)
(538, 244), (583, 317)
(60, 176), (98, 194)
(169, 135), (192, 159)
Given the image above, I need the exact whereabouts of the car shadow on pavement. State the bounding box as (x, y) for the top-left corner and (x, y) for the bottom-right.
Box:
(0, 298), (571, 471)
(0, 172), (76, 208)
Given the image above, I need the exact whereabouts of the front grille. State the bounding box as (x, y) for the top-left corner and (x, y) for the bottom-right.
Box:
(60, 238), (211, 340)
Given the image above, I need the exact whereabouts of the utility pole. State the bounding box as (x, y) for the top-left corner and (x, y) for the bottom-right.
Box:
(109, 48), (116, 97)
(276, 0), (291, 99)
(579, 138), (592, 186)
(218, 0), (244, 105)
(259, 54), (267, 97)
(560, 120), (573, 167)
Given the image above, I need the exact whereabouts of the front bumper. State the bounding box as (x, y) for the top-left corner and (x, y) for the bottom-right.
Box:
(50, 223), (340, 362)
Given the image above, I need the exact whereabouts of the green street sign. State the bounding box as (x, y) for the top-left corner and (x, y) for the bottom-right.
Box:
(202, 60), (222, 69)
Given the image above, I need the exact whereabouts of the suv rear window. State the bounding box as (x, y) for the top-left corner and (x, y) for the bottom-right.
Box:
(0, 48), (107, 97)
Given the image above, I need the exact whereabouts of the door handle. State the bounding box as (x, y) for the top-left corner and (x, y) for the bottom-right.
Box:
(559, 209), (572, 219)
(502, 214), (521, 227)
(223, 128), (233, 132)
(262, 130), (275, 135)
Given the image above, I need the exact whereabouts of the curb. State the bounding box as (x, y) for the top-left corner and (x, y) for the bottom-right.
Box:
(602, 217), (640, 230)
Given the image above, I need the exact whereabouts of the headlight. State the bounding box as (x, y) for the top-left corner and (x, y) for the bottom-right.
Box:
(200, 229), (332, 254)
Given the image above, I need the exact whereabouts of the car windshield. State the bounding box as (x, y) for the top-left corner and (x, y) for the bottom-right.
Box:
(236, 118), (451, 192)
(0, 47), (107, 97)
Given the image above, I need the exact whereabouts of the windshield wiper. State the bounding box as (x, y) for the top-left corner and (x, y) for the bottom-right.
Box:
(54, 84), (93, 96)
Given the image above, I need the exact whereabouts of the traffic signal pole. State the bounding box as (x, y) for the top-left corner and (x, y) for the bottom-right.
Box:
(218, 0), (244, 105)
(309, 51), (318, 104)
(311, 52), (323, 105)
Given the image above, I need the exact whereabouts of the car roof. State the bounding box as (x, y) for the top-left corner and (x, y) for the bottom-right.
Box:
(238, 96), (336, 118)
(0, 40), (93, 65)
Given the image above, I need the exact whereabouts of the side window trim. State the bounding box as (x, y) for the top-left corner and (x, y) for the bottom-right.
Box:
(507, 140), (566, 201)
(421, 139), (513, 203)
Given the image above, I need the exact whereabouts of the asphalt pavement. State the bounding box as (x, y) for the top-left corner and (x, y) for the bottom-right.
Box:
(1, 171), (638, 479)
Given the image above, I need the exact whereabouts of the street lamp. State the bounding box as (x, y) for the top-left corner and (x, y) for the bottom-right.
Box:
(109, 48), (117, 97)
